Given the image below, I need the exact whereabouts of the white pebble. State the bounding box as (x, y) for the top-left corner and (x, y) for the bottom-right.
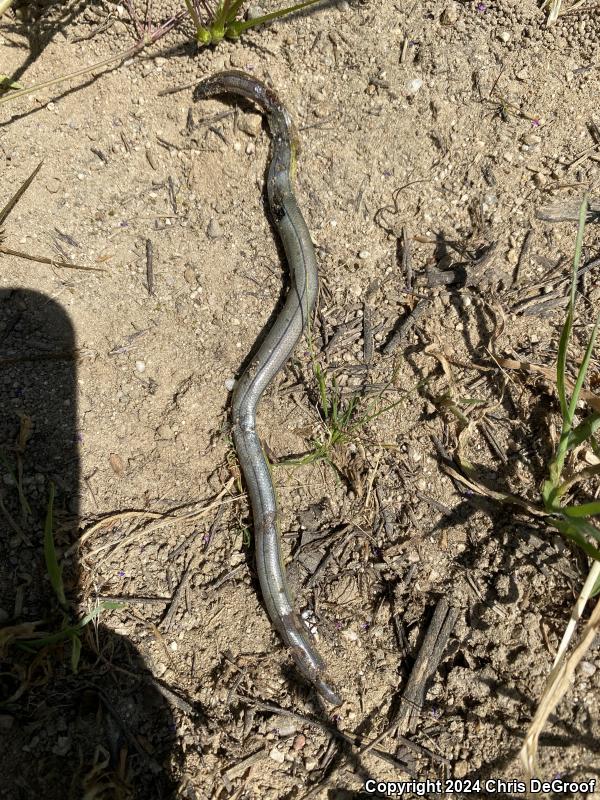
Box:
(224, 378), (235, 391)
(358, 250), (370, 259)
(135, 360), (146, 373)
(269, 746), (286, 764)
(405, 78), (423, 95)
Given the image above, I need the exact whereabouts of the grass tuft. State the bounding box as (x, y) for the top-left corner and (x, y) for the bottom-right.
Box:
(521, 196), (600, 777)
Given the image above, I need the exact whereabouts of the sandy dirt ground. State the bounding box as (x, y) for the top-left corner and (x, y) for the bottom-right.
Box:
(1, 0), (600, 797)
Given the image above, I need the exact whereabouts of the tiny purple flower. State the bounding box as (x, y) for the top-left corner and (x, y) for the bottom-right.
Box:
(476, 2), (487, 11)
(118, 569), (126, 577)
(531, 118), (541, 128)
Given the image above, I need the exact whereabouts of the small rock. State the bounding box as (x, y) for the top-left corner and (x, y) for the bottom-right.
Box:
(440, 4), (459, 25)
(246, 5), (264, 19)
(522, 133), (541, 146)
(207, 218), (223, 239)
(358, 250), (370, 259)
(498, 30), (511, 43)
(405, 78), (423, 95)
(507, 248), (519, 266)
(304, 757), (318, 771)
(533, 172), (547, 188)
(454, 760), (469, 778)
(269, 746), (286, 764)
(270, 719), (297, 736)
(109, 453), (125, 477)
(237, 113), (262, 137)
(135, 360), (146, 373)
(293, 734), (306, 751)
(224, 378), (235, 391)
(580, 661), (596, 677)
(184, 266), (197, 285)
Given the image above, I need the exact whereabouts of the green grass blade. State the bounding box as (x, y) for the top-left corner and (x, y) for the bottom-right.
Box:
(552, 517), (600, 560)
(226, 0), (324, 36)
(568, 413), (600, 450)
(567, 315), (599, 421)
(43, 483), (67, 609)
(70, 632), (82, 673)
(78, 600), (123, 628)
(556, 310), (573, 421)
(563, 501), (600, 519)
(314, 362), (329, 418)
(556, 196), (588, 419)
(223, 0), (246, 21)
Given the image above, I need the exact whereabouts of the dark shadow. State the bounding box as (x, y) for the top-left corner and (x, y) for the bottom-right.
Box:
(0, 289), (180, 799)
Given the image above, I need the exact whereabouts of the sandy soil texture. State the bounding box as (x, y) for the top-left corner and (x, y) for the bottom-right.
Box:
(1, 0), (599, 797)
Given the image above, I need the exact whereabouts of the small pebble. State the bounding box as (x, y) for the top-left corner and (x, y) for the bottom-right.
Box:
(246, 5), (264, 19)
(207, 218), (223, 239)
(405, 78), (423, 95)
(269, 746), (286, 764)
(293, 734), (306, 751)
(224, 378), (235, 391)
(440, 5), (459, 25)
(135, 360), (146, 373)
(184, 266), (197, 285)
(498, 30), (511, 43)
(358, 250), (370, 259)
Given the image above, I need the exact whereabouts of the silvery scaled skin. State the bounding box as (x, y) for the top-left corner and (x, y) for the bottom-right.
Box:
(194, 71), (341, 705)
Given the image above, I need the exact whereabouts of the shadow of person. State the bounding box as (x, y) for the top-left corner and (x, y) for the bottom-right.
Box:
(0, 289), (179, 800)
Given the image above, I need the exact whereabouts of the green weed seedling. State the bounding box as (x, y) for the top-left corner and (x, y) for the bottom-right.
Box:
(520, 196), (600, 777)
(13, 483), (121, 673)
(541, 197), (600, 574)
(186, 0), (325, 45)
(280, 360), (420, 475)
(0, 0), (330, 108)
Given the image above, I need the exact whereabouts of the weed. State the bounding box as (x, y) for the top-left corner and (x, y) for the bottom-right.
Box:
(0, 0), (330, 108)
(505, 196), (599, 776)
(1, 481), (120, 675)
(185, 0), (324, 45)
(279, 359), (422, 474)
(540, 197), (600, 565)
